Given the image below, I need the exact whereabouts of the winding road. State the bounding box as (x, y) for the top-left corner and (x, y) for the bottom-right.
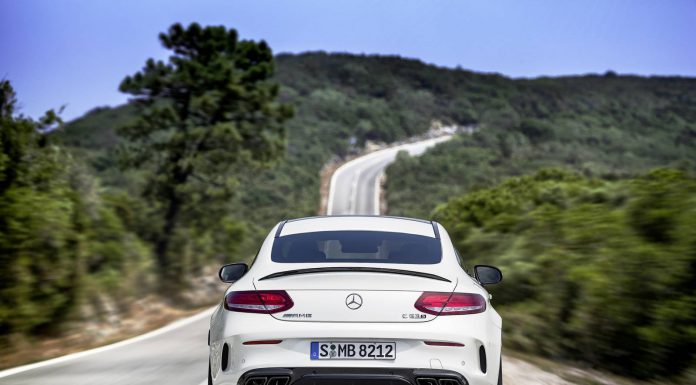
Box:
(328, 135), (452, 215)
(0, 133), (574, 385)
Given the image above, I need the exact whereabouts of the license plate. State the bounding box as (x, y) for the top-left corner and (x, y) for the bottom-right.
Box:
(310, 341), (396, 360)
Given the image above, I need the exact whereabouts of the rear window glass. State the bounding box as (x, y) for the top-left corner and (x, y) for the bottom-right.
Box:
(272, 231), (442, 264)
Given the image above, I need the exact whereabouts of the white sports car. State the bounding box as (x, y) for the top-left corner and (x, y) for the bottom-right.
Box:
(208, 216), (503, 385)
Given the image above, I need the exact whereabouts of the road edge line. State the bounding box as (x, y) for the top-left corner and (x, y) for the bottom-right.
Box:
(373, 170), (384, 215)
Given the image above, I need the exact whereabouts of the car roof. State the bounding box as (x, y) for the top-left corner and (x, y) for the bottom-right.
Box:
(277, 215), (439, 238)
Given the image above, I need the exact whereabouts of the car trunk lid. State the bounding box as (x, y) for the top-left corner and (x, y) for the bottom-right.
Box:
(253, 268), (457, 323)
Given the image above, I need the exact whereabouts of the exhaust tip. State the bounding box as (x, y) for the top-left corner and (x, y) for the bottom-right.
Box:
(417, 377), (466, 385)
(244, 377), (268, 385)
(267, 376), (290, 385)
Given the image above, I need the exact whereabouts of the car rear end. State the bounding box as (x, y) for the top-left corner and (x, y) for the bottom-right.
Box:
(209, 217), (502, 385)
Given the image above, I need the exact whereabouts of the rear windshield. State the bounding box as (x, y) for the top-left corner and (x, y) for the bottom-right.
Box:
(272, 231), (442, 264)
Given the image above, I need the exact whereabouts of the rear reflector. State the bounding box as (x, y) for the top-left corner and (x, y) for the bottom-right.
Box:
(243, 339), (283, 345)
(415, 292), (486, 315)
(225, 290), (294, 313)
(424, 341), (465, 347)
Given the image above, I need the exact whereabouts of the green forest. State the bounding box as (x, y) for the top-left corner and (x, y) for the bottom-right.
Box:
(2, 23), (696, 381)
(433, 169), (696, 379)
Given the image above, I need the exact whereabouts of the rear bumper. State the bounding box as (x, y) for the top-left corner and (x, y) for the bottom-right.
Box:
(238, 367), (468, 385)
(209, 306), (501, 385)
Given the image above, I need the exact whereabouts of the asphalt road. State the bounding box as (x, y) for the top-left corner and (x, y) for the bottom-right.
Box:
(0, 309), (213, 385)
(0, 135), (451, 385)
(327, 135), (452, 215)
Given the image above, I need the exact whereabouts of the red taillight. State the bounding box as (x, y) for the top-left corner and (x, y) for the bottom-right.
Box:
(415, 292), (486, 315)
(224, 290), (294, 313)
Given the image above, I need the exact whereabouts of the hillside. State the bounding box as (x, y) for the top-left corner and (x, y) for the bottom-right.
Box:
(385, 71), (696, 218)
(59, 52), (696, 240)
(54, 52), (508, 250)
(55, 52), (696, 254)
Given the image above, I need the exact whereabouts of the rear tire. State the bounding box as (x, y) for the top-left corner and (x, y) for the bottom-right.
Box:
(498, 357), (503, 385)
(208, 360), (212, 385)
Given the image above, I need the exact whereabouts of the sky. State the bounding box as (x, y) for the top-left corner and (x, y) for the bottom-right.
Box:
(1, 0), (695, 121)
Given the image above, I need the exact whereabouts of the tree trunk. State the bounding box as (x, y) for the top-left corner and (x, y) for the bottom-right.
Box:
(155, 192), (181, 294)
(153, 150), (192, 295)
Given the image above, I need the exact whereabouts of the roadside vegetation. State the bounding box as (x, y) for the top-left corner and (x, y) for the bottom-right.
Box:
(434, 169), (696, 381)
(2, 27), (695, 381)
(0, 81), (152, 343)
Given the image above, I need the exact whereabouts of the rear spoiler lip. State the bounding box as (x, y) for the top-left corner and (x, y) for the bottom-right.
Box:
(258, 267), (451, 282)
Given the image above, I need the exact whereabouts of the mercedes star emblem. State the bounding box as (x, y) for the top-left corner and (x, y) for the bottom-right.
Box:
(345, 293), (363, 310)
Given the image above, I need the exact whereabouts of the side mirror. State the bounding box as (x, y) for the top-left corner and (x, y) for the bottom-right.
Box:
(219, 263), (248, 283)
(474, 265), (503, 286)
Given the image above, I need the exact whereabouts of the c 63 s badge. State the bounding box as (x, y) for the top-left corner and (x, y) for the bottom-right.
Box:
(283, 313), (313, 319)
(403, 313), (427, 319)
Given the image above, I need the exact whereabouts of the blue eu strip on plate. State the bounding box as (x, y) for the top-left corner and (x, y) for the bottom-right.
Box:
(310, 342), (319, 360)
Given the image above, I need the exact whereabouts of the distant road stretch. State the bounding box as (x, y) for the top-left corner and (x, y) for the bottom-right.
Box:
(328, 135), (452, 215)
(0, 135), (451, 385)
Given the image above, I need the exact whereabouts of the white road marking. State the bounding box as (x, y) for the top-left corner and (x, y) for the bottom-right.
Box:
(349, 165), (365, 214)
(0, 307), (216, 379)
(373, 170), (384, 215)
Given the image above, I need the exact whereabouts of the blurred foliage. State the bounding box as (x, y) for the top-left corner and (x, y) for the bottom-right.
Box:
(433, 169), (696, 379)
(0, 81), (151, 341)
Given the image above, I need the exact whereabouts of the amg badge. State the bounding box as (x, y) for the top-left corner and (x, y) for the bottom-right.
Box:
(282, 313), (312, 319)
